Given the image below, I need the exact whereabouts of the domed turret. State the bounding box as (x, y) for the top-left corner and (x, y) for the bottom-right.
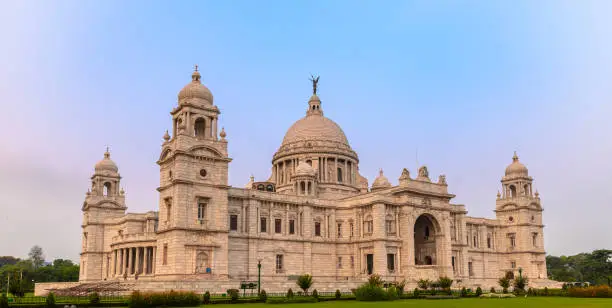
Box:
(177, 65), (213, 105)
(295, 162), (317, 177)
(95, 149), (118, 173)
(371, 169), (392, 191)
(505, 151), (528, 177)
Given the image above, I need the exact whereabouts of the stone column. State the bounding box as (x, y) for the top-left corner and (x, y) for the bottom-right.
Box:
(152, 247), (157, 275)
(334, 158), (338, 183)
(285, 204), (289, 235)
(344, 160), (348, 184)
(125, 248), (130, 275)
(143, 247), (149, 274)
(268, 203), (272, 235)
(212, 117), (217, 139)
(113, 250), (117, 276)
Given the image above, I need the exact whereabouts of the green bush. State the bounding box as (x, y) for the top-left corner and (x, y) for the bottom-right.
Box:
(203, 291), (211, 304)
(335, 289), (341, 299)
(567, 286), (611, 298)
(0, 294), (9, 308)
(45, 292), (56, 308)
(396, 280), (407, 296)
(475, 287), (482, 296)
(498, 276), (510, 293)
(354, 283), (388, 301)
(88, 292), (101, 305)
(460, 287), (468, 297)
(227, 289), (239, 302)
(312, 289), (318, 299)
(513, 275), (529, 292)
(387, 286), (399, 300)
(543, 287), (549, 296)
(368, 274), (384, 287)
(413, 288), (420, 297)
(267, 297), (318, 304)
(287, 288), (294, 298)
(490, 287), (496, 293)
(296, 274), (313, 295)
(128, 290), (201, 308)
(417, 279), (431, 290)
(258, 290), (267, 302)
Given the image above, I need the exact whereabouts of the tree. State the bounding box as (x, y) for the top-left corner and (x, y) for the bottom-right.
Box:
(296, 274), (313, 295)
(437, 277), (453, 294)
(0, 257), (19, 267)
(498, 276), (510, 294)
(28, 246), (45, 270)
(417, 279), (431, 290)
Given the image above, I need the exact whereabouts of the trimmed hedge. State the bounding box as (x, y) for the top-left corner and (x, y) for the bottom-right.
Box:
(266, 296), (318, 304)
(128, 291), (201, 308)
(567, 286), (612, 298)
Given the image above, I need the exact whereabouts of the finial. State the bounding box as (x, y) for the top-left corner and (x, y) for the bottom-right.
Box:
(497, 190), (501, 198)
(163, 130), (170, 141)
(309, 74), (320, 95)
(512, 151), (519, 162)
(192, 65), (201, 82)
(379, 168), (384, 176)
(250, 175), (254, 181)
(120, 187), (125, 195)
(220, 127), (226, 139)
(104, 146), (110, 158)
(535, 190), (539, 197)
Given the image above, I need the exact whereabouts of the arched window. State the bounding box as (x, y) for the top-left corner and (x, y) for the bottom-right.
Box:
(524, 184), (529, 196)
(266, 185), (274, 192)
(194, 118), (206, 138)
(257, 184), (265, 191)
(103, 182), (111, 196)
(337, 167), (343, 183)
(509, 185), (517, 198)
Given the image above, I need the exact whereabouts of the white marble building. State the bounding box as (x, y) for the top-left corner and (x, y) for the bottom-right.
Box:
(55, 68), (559, 293)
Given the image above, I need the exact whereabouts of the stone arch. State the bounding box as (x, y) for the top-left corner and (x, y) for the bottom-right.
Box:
(103, 182), (112, 196)
(509, 185), (517, 198)
(194, 117), (206, 138)
(414, 213), (441, 265)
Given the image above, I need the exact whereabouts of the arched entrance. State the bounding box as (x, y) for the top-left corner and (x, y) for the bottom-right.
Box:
(414, 214), (439, 265)
(195, 252), (209, 273)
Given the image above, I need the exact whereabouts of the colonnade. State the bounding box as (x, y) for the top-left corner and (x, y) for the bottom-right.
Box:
(111, 246), (156, 278)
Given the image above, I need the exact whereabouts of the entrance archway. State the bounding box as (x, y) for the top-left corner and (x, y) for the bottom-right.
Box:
(414, 214), (439, 265)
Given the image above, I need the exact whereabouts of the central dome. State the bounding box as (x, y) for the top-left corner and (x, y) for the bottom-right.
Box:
(281, 114), (350, 147)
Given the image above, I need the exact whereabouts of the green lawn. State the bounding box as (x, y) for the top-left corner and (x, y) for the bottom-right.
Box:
(209, 298), (612, 308)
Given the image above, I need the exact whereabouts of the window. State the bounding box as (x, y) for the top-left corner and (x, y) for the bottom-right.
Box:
(166, 202), (172, 222)
(350, 256), (354, 268)
(349, 223), (354, 237)
(198, 203), (206, 223)
(103, 182), (111, 196)
(364, 217), (373, 235)
(424, 226), (430, 239)
(194, 118), (206, 138)
(260, 217), (267, 233)
(511, 261), (516, 269)
(532, 233), (538, 247)
(387, 254), (395, 272)
(473, 236), (478, 247)
(314, 221), (321, 236)
(337, 257), (342, 269)
(275, 254), (283, 273)
(508, 233), (516, 248)
(275, 219), (282, 234)
(257, 184), (265, 191)
(337, 223), (342, 238)
(487, 236), (492, 249)
(229, 215), (238, 231)
(385, 216), (395, 235)
(468, 262), (473, 276)
(199, 169), (207, 178)
(163, 244), (168, 265)
(289, 219), (295, 234)
(452, 256), (456, 272)
(337, 167), (343, 182)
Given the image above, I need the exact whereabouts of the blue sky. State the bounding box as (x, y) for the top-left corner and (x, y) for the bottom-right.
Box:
(1, 0), (611, 262)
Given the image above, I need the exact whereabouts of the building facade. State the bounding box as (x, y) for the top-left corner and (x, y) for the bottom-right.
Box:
(73, 68), (557, 293)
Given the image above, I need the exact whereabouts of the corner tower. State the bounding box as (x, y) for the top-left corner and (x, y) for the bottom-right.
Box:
(155, 66), (232, 279)
(80, 149), (127, 281)
(495, 152), (547, 280)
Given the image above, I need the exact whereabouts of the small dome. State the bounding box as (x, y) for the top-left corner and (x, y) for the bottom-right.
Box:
(371, 169), (392, 190)
(295, 162), (317, 177)
(178, 66), (213, 105)
(95, 150), (118, 173)
(505, 152), (528, 177)
(245, 175), (255, 189)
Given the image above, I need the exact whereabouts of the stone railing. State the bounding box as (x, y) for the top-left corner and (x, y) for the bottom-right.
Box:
(112, 232), (157, 244)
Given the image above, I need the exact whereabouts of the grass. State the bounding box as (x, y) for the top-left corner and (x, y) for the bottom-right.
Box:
(205, 297), (612, 308)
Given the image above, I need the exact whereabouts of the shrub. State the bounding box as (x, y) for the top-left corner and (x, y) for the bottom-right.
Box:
(287, 288), (294, 298)
(437, 277), (453, 294)
(387, 286), (399, 300)
(413, 288), (420, 298)
(498, 276), (510, 293)
(296, 274), (313, 295)
(368, 274), (383, 287)
(475, 287), (482, 296)
(335, 289), (341, 299)
(490, 287), (496, 293)
(354, 283), (389, 301)
(258, 290), (267, 302)
(513, 275), (529, 292)
(567, 286), (612, 298)
(128, 290), (201, 308)
(88, 292), (101, 305)
(460, 287), (468, 297)
(0, 294), (9, 308)
(396, 279), (407, 296)
(46, 292), (56, 308)
(227, 289), (239, 302)
(417, 279), (431, 290)
(543, 287), (549, 296)
(203, 291), (211, 304)
(312, 289), (318, 299)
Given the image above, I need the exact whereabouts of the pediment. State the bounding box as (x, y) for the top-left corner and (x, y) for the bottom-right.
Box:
(189, 146), (223, 158)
